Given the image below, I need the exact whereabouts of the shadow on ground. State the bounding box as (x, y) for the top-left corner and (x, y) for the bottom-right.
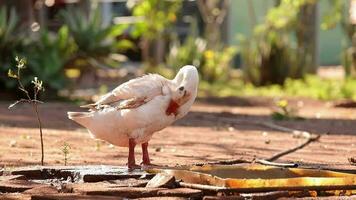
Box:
(0, 101), (354, 135)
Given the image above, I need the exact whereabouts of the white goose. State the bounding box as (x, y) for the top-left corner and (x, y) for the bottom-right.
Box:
(67, 65), (199, 169)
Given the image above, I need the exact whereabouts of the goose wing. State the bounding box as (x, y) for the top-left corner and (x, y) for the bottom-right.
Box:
(81, 74), (170, 110)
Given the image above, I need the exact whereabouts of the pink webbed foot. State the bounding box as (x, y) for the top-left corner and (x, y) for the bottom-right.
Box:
(127, 163), (141, 170)
(140, 142), (160, 169)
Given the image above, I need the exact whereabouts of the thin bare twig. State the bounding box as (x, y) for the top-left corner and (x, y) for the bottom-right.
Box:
(265, 134), (321, 162)
(8, 99), (44, 109)
(255, 159), (298, 167)
(34, 104), (44, 165)
(202, 115), (312, 139)
(194, 158), (252, 166)
(194, 115), (320, 166)
(9, 57), (45, 166)
(8, 99), (30, 109)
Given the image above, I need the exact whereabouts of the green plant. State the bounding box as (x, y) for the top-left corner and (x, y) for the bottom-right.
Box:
(130, 0), (182, 40)
(166, 35), (206, 73)
(61, 142), (70, 166)
(240, 33), (293, 86)
(200, 47), (237, 82)
(199, 75), (356, 101)
(130, 0), (182, 66)
(0, 7), (26, 89)
(271, 99), (303, 120)
(240, 0), (316, 86)
(167, 36), (236, 82)
(25, 26), (75, 91)
(60, 7), (131, 70)
(8, 57), (45, 166)
(166, 18), (236, 82)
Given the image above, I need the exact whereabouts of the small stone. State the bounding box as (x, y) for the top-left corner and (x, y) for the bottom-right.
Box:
(155, 147), (163, 152)
(9, 140), (16, 147)
(146, 173), (176, 188)
(315, 112), (321, 119)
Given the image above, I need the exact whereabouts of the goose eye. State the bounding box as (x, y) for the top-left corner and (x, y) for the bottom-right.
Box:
(179, 86), (184, 91)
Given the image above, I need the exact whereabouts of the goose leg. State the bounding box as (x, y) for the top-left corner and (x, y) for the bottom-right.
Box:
(141, 142), (151, 165)
(128, 138), (140, 169)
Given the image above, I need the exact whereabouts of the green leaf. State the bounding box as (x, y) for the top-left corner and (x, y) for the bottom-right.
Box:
(115, 39), (135, 50)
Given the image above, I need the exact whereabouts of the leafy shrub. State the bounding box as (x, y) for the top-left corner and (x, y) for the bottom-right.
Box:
(240, 0), (315, 86)
(60, 7), (132, 69)
(271, 99), (304, 121)
(166, 29), (236, 82)
(167, 36), (236, 82)
(200, 47), (237, 82)
(25, 26), (75, 91)
(166, 35), (206, 73)
(239, 32), (294, 86)
(130, 0), (182, 67)
(130, 0), (182, 39)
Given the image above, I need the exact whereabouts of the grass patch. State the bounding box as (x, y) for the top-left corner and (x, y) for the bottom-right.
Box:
(199, 75), (356, 101)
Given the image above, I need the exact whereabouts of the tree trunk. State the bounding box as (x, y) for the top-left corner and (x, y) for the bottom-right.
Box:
(295, 2), (318, 77)
(155, 34), (165, 65)
(197, 0), (229, 50)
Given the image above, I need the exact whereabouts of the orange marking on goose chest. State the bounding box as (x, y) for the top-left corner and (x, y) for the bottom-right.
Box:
(166, 100), (180, 116)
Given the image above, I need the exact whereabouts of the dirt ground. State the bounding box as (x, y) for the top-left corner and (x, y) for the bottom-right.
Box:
(0, 97), (355, 171)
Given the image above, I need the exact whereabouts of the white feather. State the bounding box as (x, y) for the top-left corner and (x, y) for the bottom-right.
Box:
(67, 65), (199, 147)
(95, 74), (170, 106)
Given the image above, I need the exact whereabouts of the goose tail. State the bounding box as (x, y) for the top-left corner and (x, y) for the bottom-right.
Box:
(67, 111), (94, 127)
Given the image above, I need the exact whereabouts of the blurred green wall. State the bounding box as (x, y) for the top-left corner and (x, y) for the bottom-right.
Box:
(228, 0), (346, 66)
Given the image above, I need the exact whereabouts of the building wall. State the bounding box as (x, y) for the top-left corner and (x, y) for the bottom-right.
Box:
(228, 0), (346, 66)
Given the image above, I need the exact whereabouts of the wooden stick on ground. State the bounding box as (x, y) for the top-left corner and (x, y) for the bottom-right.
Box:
(194, 158), (252, 166)
(195, 115), (322, 167)
(202, 115), (312, 139)
(255, 159), (298, 168)
(265, 134), (321, 162)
